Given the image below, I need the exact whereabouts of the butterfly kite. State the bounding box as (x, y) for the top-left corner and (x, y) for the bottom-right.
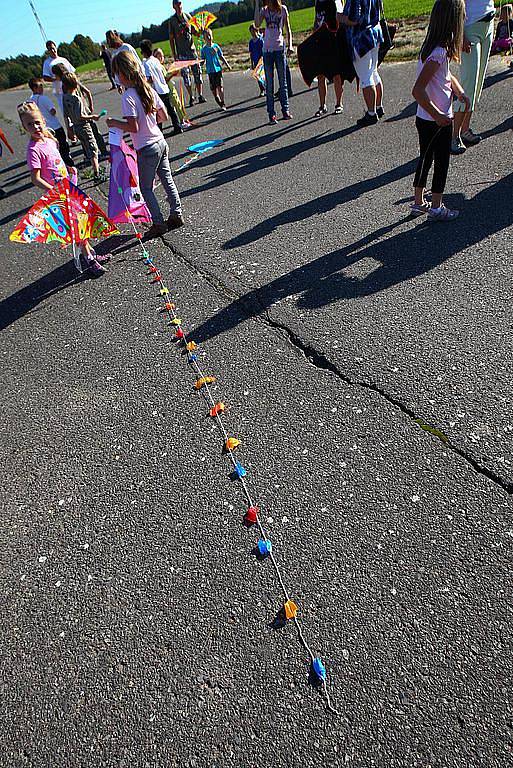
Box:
(189, 10), (217, 33)
(10, 177), (118, 247)
(107, 130), (151, 224)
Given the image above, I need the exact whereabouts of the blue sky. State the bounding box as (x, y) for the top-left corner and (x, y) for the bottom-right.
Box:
(6, 0), (197, 58)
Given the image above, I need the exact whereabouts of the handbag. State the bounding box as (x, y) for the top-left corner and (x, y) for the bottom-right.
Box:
(378, 0), (397, 64)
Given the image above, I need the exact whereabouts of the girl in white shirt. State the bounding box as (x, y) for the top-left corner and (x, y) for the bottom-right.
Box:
(106, 51), (184, 239)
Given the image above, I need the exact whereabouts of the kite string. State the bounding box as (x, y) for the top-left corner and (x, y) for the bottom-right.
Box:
(94, 182), (341, 716)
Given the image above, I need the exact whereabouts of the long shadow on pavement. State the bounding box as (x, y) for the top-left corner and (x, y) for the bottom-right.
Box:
(190, 171), (513, 343)
(0, 260), (86, 332)
(224, 157), (416, 249)
(181, 122), (358, 199)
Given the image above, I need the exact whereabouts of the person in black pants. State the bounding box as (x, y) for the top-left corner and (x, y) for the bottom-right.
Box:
(101, 44), (116, 90)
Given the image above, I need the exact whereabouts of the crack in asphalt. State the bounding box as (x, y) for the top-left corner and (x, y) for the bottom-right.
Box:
(161, 237), (513, 496)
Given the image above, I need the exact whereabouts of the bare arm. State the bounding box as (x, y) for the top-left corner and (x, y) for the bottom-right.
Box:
(106, 116), (139, 132)
(220, 51), (231, 69)
(284, 9), (293, 51)
(80, 85), (94, 111)
(450, 73), (469, 108)
(156, 105), (168, 122)
(412, 60), (451, 126)
(254, 0), (265, 29)
(169, 26), (177, 60)
(30, 169), (53, 191)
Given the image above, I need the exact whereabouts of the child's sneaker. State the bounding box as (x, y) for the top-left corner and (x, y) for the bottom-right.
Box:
(95, 252), (112, 264)
(376, 105), (385, 119)
(409, 202), (431, 217)
(428, 205), (459, 222)
(144, 222), (168, 239)
(282, 112), (293, 120)
(198, 95), (207, 104)
(89, 259), (107, 277)
(268, 115), (278, 125)
(167, 213), (185, 231)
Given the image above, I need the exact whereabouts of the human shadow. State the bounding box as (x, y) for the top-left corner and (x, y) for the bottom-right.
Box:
(483, 67), (513, 89)
(180, 121), (356, 199)
(385, 101), (416, 123)
(0, 260), (86, 332)
(480, 113), (513, 139)
(189, 171), (513, 344)
(224, 156), (416, 249)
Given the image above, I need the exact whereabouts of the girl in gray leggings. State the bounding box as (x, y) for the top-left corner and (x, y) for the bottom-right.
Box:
(107, 50), (184, 240)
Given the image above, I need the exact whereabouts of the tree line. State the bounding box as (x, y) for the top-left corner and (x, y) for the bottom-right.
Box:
(0, 35), (99, 91)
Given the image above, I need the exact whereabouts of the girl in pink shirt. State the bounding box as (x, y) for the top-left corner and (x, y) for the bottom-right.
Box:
(18, 102), (109, 276)
(411, 0), (470, 221)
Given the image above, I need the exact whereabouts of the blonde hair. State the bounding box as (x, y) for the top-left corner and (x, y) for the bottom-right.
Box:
(420, 0), (465, 62)
(61, 71), (80, 93)
(112, 50), (155, 115)
(18, 101), (55, 140)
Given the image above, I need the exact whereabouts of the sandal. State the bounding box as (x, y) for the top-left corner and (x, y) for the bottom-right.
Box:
(334, 105), (343, 114)
(314, 106), (328, 117)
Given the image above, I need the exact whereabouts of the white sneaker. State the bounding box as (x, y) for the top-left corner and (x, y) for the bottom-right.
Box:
(428, 205), (459, 222)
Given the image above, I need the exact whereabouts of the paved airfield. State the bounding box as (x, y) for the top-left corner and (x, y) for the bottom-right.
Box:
(0, 61), (512, 767)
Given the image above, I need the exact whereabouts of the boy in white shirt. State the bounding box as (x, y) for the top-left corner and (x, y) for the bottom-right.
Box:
(28, 77), (75, 170)
(140, 39), (183, 135)
(42, 40), (75, 112)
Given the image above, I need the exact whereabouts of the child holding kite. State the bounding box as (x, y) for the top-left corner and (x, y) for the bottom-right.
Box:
(28, 77), (75, 169)
(411, 0), (469, 221)
(61, 71), (108, 184)
(107, 50), (184, 239)
(200, 29), (232, 110)
(17, 101), (110, 275)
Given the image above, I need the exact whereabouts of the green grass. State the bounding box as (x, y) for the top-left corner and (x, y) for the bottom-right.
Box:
(78, 1), (435, 74)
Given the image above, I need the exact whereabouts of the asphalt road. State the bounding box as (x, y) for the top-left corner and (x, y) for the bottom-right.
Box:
(0, 61), (512, 768)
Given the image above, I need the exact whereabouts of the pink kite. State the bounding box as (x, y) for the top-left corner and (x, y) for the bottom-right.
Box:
(107, 129), (151, 224)
(167, 59), (203, 74)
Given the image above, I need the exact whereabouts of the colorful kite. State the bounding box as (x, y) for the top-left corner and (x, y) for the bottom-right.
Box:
(0, 127), (14, 157)
(107, 129), (151, 224)
(189, 11), (217, 33)
(174, 139), (224, 173)
(10, 177), (118, 247)
(167, 58), (203, 75)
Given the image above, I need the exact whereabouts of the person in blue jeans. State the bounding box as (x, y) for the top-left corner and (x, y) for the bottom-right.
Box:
(254, 0), (294, 124)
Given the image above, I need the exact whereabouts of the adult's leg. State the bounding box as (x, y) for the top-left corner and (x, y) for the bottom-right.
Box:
(286, 61), (293, 95)
(413, 117), (437, 201)
(333, 74), (343, 107)
(55, 126), (74, 167)
(263, 52), (275, 117)
(317, 74), (327, 108)
(181, 65), (193, 104)
(354, 48), (377, 113)
(474, 19), (494, 107)
(275, 49), (289, 115)
(453, 21), (481, 138)
(137, 144), (164, 224)
(192, 63), (204, 99)
(155, 139), (182, 216)
(431, 123), (452, 207)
